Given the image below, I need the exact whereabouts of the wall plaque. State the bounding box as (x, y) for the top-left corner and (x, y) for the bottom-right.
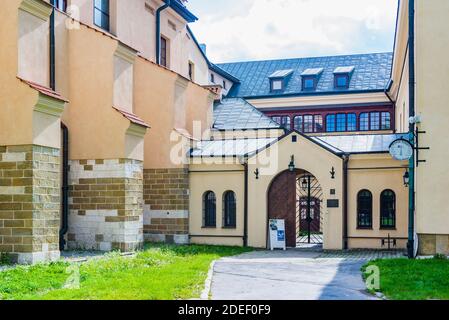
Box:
(327, 199), (339, 208)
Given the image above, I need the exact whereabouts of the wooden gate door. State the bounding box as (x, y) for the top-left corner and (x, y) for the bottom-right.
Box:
(268, 170), (297, 247)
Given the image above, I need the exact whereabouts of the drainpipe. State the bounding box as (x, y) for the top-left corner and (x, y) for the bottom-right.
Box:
(243, 162), (249, 247)
(342, 154), (350, 250)
(407, 0), (416, 259)
(156, 0), (171, 65)
(49, 1), (70, 250)
(60, 123), (69, 250)
(50, 0), (56, 90)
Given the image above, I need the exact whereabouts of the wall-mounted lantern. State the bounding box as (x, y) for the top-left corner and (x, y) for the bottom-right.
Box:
(288, 155), (296, 172)
(301, 176), (308, 191)
(403, 170), (410, 187)
(330, 167), (336, 179)
(254, 168), (260, 180)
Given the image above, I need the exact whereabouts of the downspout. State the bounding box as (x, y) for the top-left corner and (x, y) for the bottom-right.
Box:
(50, 0), (56, 90)
(49, 1), (69, 250)
(156, 0), (171, 65)
(342, 154), (350, 250)
(407, 0), (416, 259)
(60, 123), (69, 250)
(243, 162), (249, 247)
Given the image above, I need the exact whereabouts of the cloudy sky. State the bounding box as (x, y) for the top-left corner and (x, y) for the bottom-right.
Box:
(187, 0), (398, 63)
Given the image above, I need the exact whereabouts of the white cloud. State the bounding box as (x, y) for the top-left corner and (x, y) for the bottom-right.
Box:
(188, 0), (398, 62)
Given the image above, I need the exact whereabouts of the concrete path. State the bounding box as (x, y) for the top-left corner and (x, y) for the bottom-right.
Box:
(211, 250), (405, 300)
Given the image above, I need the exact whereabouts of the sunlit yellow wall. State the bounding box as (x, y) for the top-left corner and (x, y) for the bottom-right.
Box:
(347, 155), (409, 249)
(67, 0), (209, 84)
(59, 22), (135, 160)
(189, 163), (245, 246)
(0, 0), (58, 147)
(133, 57), (214, 169)
(415, 0), (449, 235)
(390, 0), (409, 133)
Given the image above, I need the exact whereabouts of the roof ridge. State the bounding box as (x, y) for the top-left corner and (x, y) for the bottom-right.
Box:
(217, 52), (393, 66)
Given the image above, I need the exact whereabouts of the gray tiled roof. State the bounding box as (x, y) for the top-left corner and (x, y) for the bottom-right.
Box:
(217, 52), (393, 98)
(312, 133), (408, 154)
(190, 137), (278, 158)
(190, 133), (408, 158)
(213, 98), (281, 130)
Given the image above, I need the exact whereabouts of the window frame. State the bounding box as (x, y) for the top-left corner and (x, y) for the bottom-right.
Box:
(380, 189), (396, 229)
(270, 78), (284, 92)
(381, 112), (392, 130)
(293, 115), (303, 132)
(357, 190), (373, 229)
(223, 191), (237, 228)
(334, 74), (350, 89)
(272, 116), (291, 131)
(336, 113), (347, 132)
(55, 0), (67, 11)
(203, 191), (217, 228)
(326, 114), (336, 132)
(160, 36), (168, 67)
(302, 76), (317, 91)
(347, 113), (357, 132)
(94, 0), (110, 32)
(359, 113), (369, 131)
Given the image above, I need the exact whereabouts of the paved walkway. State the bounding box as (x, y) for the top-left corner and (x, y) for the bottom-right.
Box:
(211, 249), (405, 300)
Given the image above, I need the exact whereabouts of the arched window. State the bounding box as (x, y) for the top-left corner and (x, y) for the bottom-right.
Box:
(223, 191), (237, 228)
(294, 116), (303, 132)
(203, 191), (216, 227)
(357, 190), (373, 229)
(380, 190), (396, 229)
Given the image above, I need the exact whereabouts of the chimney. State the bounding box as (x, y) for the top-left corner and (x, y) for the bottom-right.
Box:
(199, 44), (207, 55)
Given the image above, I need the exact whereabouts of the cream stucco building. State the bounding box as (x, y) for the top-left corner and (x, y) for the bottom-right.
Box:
(0, 0), (447, 264)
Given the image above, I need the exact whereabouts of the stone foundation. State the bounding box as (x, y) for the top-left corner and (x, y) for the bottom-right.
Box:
(418, 234), (449, 256)
(67, 159), (144, 251)
(143, 168), (189, 244)
(0, 145), (60, 264)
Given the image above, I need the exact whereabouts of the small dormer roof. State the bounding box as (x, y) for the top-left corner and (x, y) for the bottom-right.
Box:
(301, 68), (324, 77)
(333, 66), (355, 74)
(269, 69), (294, 79)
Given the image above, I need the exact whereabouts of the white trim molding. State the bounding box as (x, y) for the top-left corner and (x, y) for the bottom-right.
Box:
(19, 0), (52, 21)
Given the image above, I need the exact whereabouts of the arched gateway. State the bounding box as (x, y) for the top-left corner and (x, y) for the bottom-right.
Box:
(268, 169), (324, 248)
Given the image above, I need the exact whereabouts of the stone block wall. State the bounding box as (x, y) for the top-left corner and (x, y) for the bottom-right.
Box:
(0, 145), (60, 264)
(419, 234), (449, 255)
(67, 159), (144, 251)
(143, 168), (189, 244)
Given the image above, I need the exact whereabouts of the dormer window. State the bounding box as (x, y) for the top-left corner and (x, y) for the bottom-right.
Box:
(333, 66), (355, 89)
(301, 68), (323, 91)
(269, 69), (293, 93)
(271, 79), (283, 91)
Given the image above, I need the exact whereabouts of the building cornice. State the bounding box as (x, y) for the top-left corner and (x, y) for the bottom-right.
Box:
(247, 92), (389, 109)
(114, 43), (137, 64)
(34, 94), (65, 117)
(126, 123), (148, 138)
(19, 0), (52, 21)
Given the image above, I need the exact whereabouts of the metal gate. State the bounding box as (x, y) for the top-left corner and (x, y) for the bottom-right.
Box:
(296, 173), (324, 245)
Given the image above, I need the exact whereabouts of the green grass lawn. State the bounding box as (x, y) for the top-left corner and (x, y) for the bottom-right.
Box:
(363, 256), (449, 300)
(0, 244), (252, 300)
